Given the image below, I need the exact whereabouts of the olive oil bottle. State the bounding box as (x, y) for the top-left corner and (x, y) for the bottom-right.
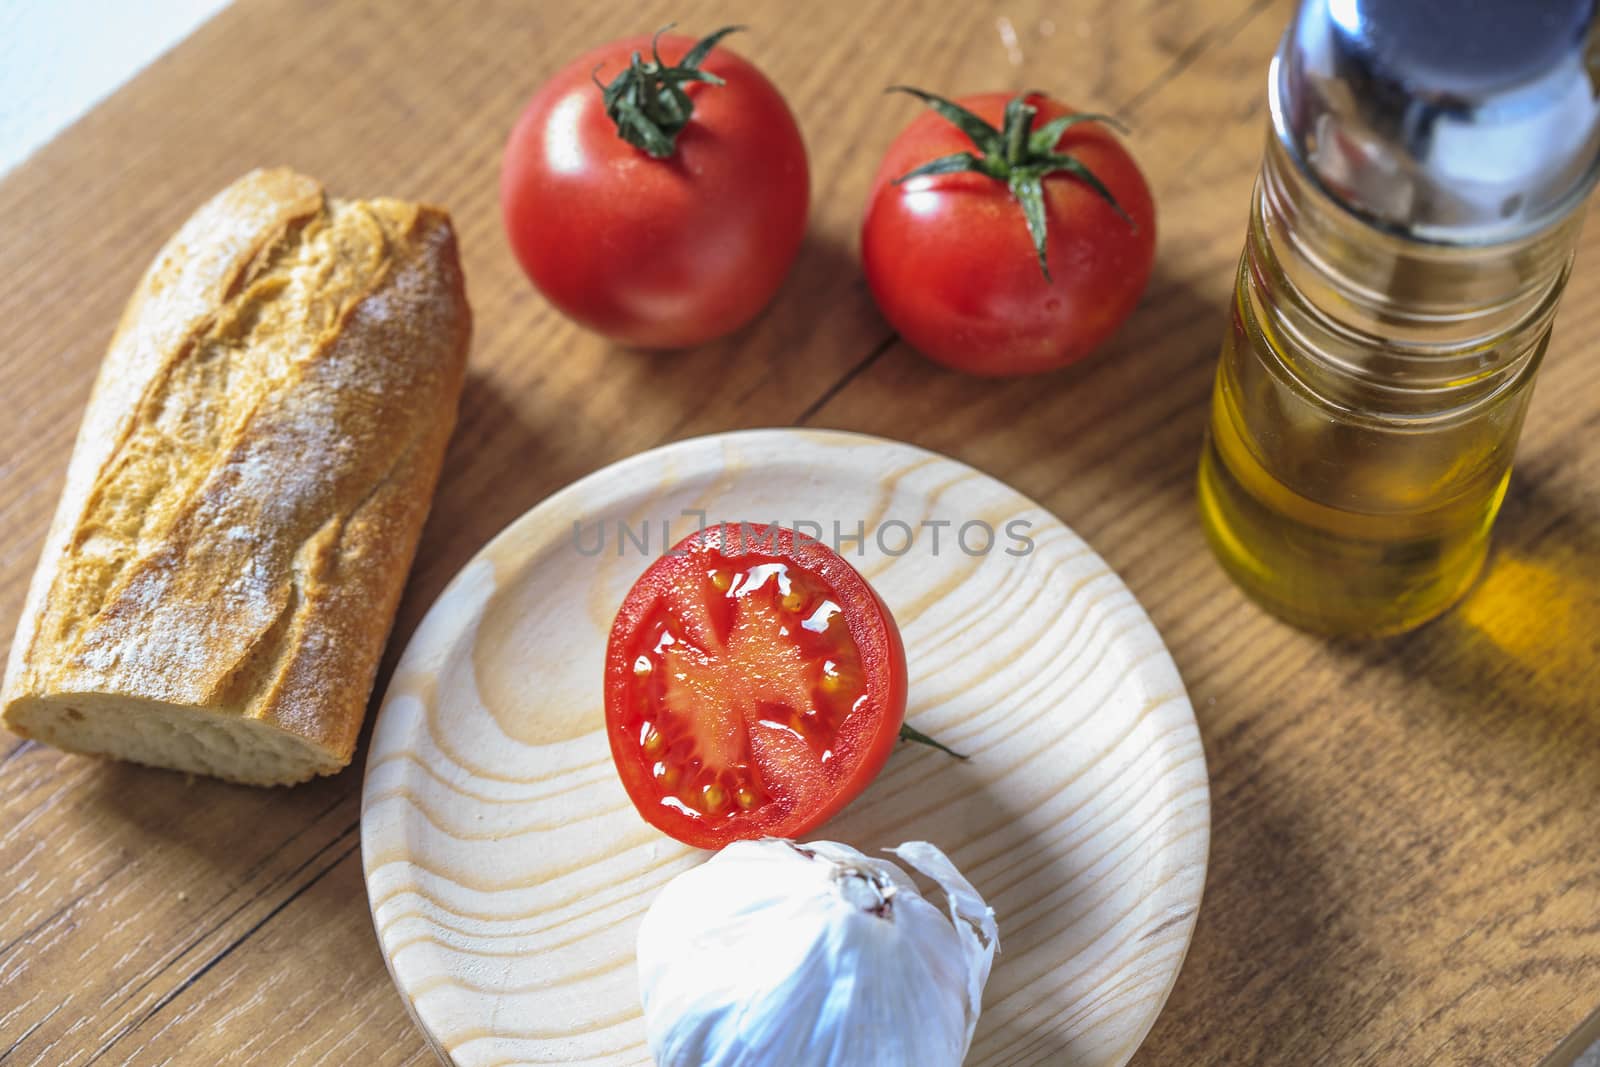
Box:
(1199, 0), (1600, 637)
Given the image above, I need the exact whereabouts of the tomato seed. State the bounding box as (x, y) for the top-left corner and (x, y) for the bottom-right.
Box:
(736, 787), (759, 810)
(709, 570), (732, 592)
(641, 727), (665, 756)
(701, 783), (727, 813)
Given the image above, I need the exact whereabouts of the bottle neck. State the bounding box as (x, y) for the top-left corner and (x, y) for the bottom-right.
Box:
(1246, 133), (1583, 417)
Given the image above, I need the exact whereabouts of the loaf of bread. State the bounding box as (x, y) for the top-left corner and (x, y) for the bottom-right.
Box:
(1, 168), (471, 785)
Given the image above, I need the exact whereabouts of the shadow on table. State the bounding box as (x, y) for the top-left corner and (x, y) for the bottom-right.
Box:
(1334, 457), (1600, 761)
(661, 228), (874, 367)
(791, 258), (1230, 515)
(1131, 413), (1600, 1064)
(1119, 700), (1352, 1065)
(571, 227), (877, 435)
(80, 753), (356, 886)
(394, 366), (578, 639)
(1371, 460), (1600, 716)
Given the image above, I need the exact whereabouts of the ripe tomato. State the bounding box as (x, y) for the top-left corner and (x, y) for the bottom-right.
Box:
(604, 523), (908, 849)
(862, 90), (1156, 377)
(501, 28), (809, 348)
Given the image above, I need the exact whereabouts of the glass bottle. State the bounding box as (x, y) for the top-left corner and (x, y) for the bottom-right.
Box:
(1198, 0), (1600, 636)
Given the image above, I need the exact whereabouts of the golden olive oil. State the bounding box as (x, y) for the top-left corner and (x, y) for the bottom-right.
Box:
(1198, 138), (1578, 637)
(1199, 273), (1533, 636)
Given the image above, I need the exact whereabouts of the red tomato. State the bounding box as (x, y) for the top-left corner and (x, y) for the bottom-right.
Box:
(501, 30), (809, 348)
(862, 91), (1157, 377)
(604, 523), (908, 849)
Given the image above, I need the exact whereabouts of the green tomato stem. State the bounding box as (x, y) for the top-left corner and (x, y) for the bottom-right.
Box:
(898, 722), (969, 760)
(887, 87), (1135, 279)
(594, 24), (743, 159)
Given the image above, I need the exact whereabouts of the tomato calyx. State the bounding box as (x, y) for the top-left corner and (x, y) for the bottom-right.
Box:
(887, 87), (1135, 281)
(593, 24), (744, 159)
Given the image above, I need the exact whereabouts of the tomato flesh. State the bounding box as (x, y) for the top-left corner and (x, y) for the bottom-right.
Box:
(605, 525), (906, 848)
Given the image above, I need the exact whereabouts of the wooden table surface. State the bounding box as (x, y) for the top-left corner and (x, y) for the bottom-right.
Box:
(2, 0), (1597, 1064)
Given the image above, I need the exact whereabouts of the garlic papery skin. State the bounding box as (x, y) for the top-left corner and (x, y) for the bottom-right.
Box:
(636, 838), (998, 1067)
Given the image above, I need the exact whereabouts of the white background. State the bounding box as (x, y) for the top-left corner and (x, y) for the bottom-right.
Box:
(0, 0), (230, 176)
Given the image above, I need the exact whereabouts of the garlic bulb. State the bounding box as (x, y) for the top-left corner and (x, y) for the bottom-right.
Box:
(636, 838), (998, 1067)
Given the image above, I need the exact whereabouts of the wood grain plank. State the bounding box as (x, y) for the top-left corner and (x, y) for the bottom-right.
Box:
(1, 0), (1596, 1063)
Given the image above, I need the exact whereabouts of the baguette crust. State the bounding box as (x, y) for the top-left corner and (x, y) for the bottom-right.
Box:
(1, 168), (471, 784)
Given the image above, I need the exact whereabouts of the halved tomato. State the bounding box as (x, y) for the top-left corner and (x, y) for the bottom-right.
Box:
(604, 523), (908, 849)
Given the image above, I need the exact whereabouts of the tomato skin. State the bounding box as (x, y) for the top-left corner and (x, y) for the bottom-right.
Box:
(862, 92), (1157, 377)
(604, 524), (907, 850)
(501, 34), (809, 348)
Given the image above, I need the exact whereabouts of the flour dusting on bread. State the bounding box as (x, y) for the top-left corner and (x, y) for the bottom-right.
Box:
(1, 168), (471, 785)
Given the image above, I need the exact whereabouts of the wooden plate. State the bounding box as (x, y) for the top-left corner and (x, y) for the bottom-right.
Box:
(361, 429), (1210, 1067)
